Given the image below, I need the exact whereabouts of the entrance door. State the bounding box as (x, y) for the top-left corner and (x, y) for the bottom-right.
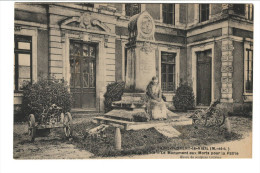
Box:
(69, 40), (96, 109)
(196, 49), (212, 106)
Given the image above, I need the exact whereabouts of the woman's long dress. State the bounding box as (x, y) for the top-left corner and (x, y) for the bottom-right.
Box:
(146, 82), (167, 120)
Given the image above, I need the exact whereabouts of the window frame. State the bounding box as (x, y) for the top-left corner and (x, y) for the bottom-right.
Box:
(69, 40), (97, 89)
(14, 27), (37, 94)
(199, 4), (210, 22)
(162, 4), (175, 25)
(161, 51), (176, 92)
(246, 4), (254, 21)
(14, 35), (32, 91)
(244, 42), (253, 95)
(159, 48), (180, 94)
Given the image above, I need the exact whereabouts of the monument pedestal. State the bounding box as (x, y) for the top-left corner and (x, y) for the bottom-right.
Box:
(125, 42), (156, 92)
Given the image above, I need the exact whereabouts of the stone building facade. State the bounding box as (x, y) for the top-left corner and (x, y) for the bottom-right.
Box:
(14, 3), (253, 112)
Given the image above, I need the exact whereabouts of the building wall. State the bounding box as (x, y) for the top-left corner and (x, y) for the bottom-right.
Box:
(15, 7), (47, 24)
(214, 40), (222, 101)
(14, 3), (253, 112)
(115, 39), (123, 81)
(187, 4), (195, 24)
(233, 41), (244, 103)
(211, 4), (223, 16)
(179, 47), (187, 83)
(37, 29), (49, 78)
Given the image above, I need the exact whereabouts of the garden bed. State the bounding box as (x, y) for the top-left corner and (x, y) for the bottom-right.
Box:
(13, 115), (252, 159)
(71, 117), (245, 157)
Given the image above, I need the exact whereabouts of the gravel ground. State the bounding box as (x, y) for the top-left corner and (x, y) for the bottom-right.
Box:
(13, 113), (252, 159)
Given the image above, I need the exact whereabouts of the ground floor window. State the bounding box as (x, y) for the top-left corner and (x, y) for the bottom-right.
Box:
(245, 49), (253, 93)
(161, 51), (176, 92)
(14, 35), (32, 91)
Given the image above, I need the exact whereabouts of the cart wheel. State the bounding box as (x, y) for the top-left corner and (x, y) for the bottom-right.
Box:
(63, 113), (73, 138)
(192, 110), (207, 126)
(66, 112), (72, 122)
(28, 114), (36, 142)
(212, 108), (226, 127)
(205, 108), (225, 127)
(64, 125), (72, 138)
(60, 113), (65, 124)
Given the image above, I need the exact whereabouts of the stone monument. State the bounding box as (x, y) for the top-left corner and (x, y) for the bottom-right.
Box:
(104, 11), (157, 121)
(125, 11), (156, 92)
(92, 11), (191, 150)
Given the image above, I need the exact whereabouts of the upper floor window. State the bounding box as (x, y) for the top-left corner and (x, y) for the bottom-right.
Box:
(247, 4), (254, 21)
(14, 35), (32, 91)
(233, 4), (245, 16)
(79, 3), (94, 8)
(199, 4), (209, 22)
(161, 52), (176, 92)
(125, 4), (141, 17)
(244, 49), (253, 93)
(162, 4), (175, 25)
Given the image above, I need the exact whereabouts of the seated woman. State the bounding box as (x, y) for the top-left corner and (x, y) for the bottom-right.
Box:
(146, 76), (167, 120)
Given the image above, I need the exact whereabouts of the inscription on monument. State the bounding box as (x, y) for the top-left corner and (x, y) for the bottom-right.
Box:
(140, 55), (154, 73)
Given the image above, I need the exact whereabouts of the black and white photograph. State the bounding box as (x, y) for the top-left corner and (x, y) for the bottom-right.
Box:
(12, 2), (254, 159)
(0, 1), (260, 173)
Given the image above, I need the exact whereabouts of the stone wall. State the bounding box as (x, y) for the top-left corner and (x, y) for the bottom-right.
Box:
(49, 28), (63, 79)
(37, 29), (49, 78)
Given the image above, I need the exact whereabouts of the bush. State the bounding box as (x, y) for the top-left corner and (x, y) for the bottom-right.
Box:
(104, 81), (125, 113)
(173, 84), (195, 111)
(21, 77), (72, 121)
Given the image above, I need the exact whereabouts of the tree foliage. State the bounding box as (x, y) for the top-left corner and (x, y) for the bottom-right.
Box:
(104, 81), (125, 113)
(173, 84), (195, 111)
(21, 77), (72, 121)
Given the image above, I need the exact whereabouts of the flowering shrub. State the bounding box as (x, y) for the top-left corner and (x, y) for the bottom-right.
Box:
(173, 84), (195, 111)
(21, 77), (72, 121)
(104, 81), (125, 113)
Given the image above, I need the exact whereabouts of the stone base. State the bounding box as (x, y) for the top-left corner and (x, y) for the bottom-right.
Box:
(106, 92), (188, 123)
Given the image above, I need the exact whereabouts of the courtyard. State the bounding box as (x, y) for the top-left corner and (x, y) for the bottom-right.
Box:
(13, 112), (252, 159)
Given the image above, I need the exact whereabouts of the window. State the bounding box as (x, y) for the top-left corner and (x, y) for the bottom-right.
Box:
(199, 4), (209, 22)
(161, 52), (176, 92)
(125, 4), (141, 17)
(247, 4), (254, 21)
(14, 35), (32, 91)
(69, 41), (96, 89)
(244, 49), (253, 93)
(233, 4), (245, 16)
(79, 3), (94, 8)
(162, 4), (175, 25)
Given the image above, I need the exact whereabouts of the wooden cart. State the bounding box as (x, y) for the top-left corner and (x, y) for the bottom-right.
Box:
(28, 104), (72, 142)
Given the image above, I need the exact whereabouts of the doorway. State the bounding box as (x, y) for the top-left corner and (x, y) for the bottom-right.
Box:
(69, 40), (96, 109)
(196, 49), (212, 106)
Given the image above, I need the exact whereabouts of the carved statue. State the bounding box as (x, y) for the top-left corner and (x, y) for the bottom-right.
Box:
(146, 76), (167, 120)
